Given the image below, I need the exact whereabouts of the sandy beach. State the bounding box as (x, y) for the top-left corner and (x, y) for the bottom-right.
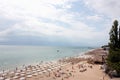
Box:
(0, 48), (119, 80)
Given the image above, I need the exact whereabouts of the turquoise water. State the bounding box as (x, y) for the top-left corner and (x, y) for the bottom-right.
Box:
(0, 45), (93, 70)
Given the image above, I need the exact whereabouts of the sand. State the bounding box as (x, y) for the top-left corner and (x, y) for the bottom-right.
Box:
(22, 61), (110, 80)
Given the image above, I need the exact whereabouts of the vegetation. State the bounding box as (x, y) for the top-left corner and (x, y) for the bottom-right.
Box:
(101, 45), (109, 50)
(107, 20), (120, 76)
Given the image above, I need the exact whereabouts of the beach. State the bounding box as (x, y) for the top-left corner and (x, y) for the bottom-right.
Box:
(0, 48), (119, 80)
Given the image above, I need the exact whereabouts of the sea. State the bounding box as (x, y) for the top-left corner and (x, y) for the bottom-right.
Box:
(0, 45), (95, 70)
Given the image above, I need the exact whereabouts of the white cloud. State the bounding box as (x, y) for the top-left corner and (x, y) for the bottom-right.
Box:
(0, 0), (110, 46)
(0, 0), (73, 21)
(84, 0), (120, 18)
(86, 15), (102, 21)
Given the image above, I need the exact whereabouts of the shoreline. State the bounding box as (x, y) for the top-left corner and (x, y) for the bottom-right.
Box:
(0, 46), (93, 71)
(0, 48), (93, 71)
(0, 48), (97, 71)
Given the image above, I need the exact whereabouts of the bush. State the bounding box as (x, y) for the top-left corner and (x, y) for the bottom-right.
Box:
(107, 49), (120, 75)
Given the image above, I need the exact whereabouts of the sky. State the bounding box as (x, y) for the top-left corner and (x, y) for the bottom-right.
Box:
(0, 0), (120, 47)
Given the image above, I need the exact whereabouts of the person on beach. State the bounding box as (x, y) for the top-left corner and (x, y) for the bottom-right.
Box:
(78, 64), (80, 69)
(48, 72), (50, 77)
(72, 66), (74, 70)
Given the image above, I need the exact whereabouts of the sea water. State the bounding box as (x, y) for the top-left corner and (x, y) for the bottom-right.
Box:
(0, 45), (94, 70)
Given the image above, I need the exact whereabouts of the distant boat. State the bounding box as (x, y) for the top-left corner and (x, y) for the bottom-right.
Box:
(57, 50), (59, 52)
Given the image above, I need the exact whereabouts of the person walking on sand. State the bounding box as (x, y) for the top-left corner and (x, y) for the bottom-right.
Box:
(72, 66), (74, 70)
(78, 64), (80, 69)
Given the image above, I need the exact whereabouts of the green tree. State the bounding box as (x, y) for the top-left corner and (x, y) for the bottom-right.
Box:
(107, 20), (120, 76)
(109, 20), (119, 50)
(118, 27), (120, 48)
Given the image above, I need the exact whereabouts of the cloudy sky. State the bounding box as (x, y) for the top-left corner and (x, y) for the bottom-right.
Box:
(0, 0), (119, 47)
